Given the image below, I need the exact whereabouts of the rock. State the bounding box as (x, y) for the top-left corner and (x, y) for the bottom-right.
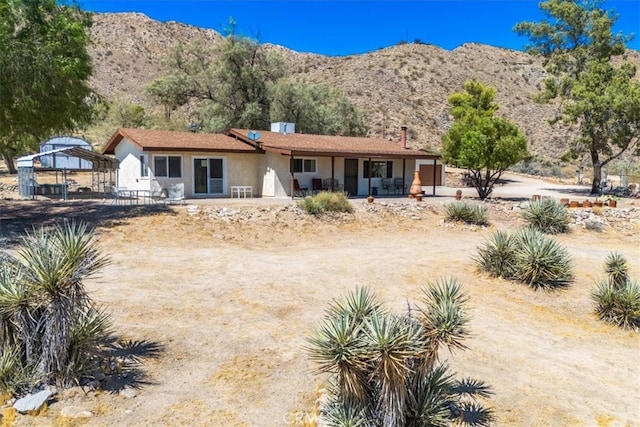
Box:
(60, 406), (93, 419)
(13, 389), (54, 414)
(120, 387), (138, 399)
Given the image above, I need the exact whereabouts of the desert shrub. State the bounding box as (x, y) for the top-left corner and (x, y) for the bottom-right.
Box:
(584, 219), (604, 232)
(0, 222), (112, 396)
(307, 283), (492, 426)
(475, 229), (574, 289)
(298, 191), (353, 216)
(522, 198), (570, 234)
(474, 231), (517, 278)
(446, 201), (489, 225)
(592, 280), (640, 330)
(592, 252), (640, 330)
(513, 228), (574, 289)
(603, 252), (629, 290)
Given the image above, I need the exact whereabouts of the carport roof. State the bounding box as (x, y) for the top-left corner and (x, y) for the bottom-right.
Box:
(17, 146), (118, 171)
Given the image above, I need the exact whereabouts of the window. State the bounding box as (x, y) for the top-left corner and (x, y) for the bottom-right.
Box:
(154, 155), (182, 178)
(140, 155), (149, 178)
(363, 160), (393, 178)
(292, 158), (317, 173)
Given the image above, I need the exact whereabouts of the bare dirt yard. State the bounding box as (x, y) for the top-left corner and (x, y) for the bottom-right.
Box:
(1, 177), (639, 426)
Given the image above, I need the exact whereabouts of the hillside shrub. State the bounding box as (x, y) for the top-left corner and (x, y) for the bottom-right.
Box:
(475, 229), (574, 289)
(522, 198), (570, 234)
(298, 191), (353, 216)
(307, 283), (492, 426)
(446, 201), (489, 225)
(592, 252), (640, 330)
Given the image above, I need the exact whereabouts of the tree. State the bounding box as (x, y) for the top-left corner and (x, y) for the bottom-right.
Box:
(147, 29), (286, 133)
(270, 80), (367, 136)
(515, 0), (640, 194)
(307, 283), (492, 426)
(148, 22), (367, 136)
(441, 80), (529, 199)
(0, 0), (95, 173)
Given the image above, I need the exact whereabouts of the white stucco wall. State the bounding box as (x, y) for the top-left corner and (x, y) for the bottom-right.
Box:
(114, 137), (263, 197)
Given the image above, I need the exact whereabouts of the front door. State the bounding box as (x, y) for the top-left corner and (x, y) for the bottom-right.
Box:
(344, 158), (358, 196)
(193, 158), (225, 195)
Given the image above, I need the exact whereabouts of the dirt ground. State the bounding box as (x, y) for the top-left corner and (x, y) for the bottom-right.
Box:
(1, 176), (639, 426)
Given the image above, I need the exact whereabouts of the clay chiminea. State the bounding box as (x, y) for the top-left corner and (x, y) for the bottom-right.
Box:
(409, 170), (422, 199)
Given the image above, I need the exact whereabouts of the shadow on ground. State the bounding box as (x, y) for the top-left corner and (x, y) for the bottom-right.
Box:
(0, 200), (174, 247)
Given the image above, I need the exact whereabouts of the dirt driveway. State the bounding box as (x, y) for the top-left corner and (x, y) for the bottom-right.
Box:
(1, 178), (639, 426)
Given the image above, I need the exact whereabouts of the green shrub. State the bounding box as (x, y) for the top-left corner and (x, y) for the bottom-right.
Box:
(522, 198), (570, 234)
(0, 222), (112, 395)
(298, 191), (353, 216)
(513, 228), (574, 289)
(604, 252), (629, 290)
(592, 280), (640, 330)
(446, 201), (489, 225)
(592, 252), (640, 330)
(474, 231), (517, 278)
(475, 229), (574, 289)
(307, 282), (492, 426)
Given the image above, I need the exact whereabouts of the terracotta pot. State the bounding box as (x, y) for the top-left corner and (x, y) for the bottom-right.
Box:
(409, 170), (422, 198)
(455, 189), (462, 200)
(607, 199), (617, 208)
(583, 200), (593, 208)
(367, 195), (374, 203)
(560, 198), (569, 206)
(569, 201), (580, 208)
(416, 194), (423, 202)
(532, 194), (541, 201)
(594, 201), (604, 207)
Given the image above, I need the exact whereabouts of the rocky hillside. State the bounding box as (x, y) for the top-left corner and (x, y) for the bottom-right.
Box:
(88, 13), (640, 159)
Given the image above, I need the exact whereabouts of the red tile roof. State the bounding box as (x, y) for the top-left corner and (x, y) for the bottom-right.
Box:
(102, 128), (260, 154)
(227, 129), (439, 159)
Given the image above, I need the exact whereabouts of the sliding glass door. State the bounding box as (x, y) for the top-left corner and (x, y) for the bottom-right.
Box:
(193, 158), (225, 195)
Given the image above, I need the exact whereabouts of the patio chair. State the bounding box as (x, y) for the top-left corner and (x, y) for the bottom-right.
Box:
(393, 177), (406, 194)
(311, 178), (323, 195)
(381, 178), (393, 194)
(294, 179), (308, 197)
(151, 188), (168, 204)
(322, 178), (343, 192)
(166, 183), (185, 204)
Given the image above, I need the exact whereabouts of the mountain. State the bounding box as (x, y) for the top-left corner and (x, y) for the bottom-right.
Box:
(88, 12), (640, 160)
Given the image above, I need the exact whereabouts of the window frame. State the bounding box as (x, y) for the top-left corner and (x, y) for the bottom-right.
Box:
(153, 155), (183, 178)
(363, 160), (393, 179)
(292, 157), (317, 174)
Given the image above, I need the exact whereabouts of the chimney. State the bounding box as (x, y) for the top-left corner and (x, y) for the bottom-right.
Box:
(400, 126), (407, 149)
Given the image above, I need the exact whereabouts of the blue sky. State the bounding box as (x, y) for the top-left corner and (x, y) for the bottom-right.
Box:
(80, 1), (640, 56)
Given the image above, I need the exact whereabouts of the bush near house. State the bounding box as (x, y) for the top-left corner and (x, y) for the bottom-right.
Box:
(298, 191), (353, 216)
(446, 201), (489, 225)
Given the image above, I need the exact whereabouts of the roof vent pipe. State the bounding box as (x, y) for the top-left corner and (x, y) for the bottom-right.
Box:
(401, 126), (407, 149)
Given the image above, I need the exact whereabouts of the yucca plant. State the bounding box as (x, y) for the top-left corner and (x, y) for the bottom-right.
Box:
(0, 221), (113, 395)
(512, 228), (574, 289)
(474, 231), (517, 279)
(307, 282), (492, 426)
(603, 252), (629, 290)
(522, 198), (571, 234)
(592, 252), (640, 330)
(446, 201), (489, 226)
